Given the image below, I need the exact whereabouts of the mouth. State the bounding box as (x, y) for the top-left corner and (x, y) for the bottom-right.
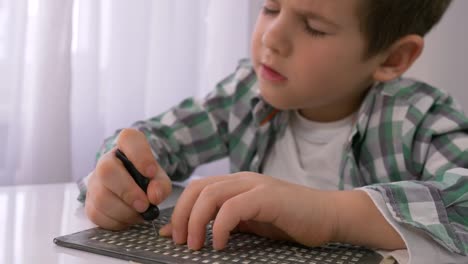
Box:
(260, 64), (288, 83)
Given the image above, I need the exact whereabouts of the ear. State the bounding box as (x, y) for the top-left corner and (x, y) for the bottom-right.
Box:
(373, 35), (424, 82)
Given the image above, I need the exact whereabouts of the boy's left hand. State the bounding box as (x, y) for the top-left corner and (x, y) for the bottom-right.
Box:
(159, 172), (338, 250)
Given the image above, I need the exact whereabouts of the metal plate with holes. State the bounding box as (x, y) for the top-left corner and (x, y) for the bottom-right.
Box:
(54, 207), (383, 264)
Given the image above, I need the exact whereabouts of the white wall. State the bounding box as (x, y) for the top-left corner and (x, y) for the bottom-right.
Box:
(406, 0), (468, 111)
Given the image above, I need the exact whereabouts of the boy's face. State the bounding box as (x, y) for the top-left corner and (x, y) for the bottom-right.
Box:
(251, 0), (381, 122)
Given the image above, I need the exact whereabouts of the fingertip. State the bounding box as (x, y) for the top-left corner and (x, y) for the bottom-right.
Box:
(146, 164), (157, 178)
(159, 224), (172, 237)
(147, 181), (162, 205)
(212, 221), (230, 251)
(212, 238), (227, 251)
(132, 199), (149, 213)
(148, 179), (171, 205)
(188, 234), (201, 250)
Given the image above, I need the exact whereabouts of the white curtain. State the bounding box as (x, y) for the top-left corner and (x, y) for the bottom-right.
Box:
(0, 0), (74, 186)
(0, 0), (262, 185)
(2, 0), (467, 186)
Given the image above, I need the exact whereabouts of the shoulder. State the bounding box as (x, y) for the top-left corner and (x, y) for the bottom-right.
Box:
(237, 58), (255, 75)
(231, 58), (258, 94)
(221, 58), (256, 88)
(370, 78), (468, 133)
(206, 58), (259, 105)
(375, 77), (463, 113)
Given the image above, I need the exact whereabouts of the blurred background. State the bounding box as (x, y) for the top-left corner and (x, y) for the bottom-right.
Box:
(0, 0), (466, 186)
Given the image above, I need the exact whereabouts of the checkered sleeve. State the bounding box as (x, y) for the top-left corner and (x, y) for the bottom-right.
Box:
(129, 75), (237, 182)
(77, 60), (254, 202)
(363, 92), (468, 255)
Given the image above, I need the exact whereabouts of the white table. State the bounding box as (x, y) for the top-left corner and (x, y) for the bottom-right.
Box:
(0, 182), (184, 264)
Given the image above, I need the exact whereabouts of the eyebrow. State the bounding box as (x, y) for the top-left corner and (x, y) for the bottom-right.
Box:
(270, 0), (340, 29)
(298, 10), (340, 29)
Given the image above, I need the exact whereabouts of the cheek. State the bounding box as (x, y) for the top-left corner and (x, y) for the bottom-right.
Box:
(250, 17), (267, 64)
(296, 44), (362, 85)
(293, 55), (338, 89)
(250, 32), (262, 64)
(251, 33), (261, 63)
(289, 54), (356, 100)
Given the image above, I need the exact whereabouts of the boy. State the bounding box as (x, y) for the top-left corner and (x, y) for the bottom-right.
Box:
(80, 0), (468, 263)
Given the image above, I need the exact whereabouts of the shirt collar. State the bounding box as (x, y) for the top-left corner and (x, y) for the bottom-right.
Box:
(250, 82), (277, 127)
(349, 83), (378, 144)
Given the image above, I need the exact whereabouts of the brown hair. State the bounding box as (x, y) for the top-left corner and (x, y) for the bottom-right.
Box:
(359, 0), (453, 58)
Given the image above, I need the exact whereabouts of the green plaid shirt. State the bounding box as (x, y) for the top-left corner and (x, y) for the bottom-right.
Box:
(78, 59), (468, 255)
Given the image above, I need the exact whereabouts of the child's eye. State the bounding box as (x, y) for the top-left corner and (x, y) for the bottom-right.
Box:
(305, 24), (327, 38)
(262, 6), (279, 16)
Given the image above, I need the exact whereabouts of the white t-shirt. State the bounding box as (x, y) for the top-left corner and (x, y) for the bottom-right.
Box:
(263, 110), (354, 190)
(81, 108), (463, 263)
(262, 111), (466, 264)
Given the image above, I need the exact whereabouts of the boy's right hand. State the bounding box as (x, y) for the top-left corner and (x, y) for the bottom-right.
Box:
(85, 128), (172, 230)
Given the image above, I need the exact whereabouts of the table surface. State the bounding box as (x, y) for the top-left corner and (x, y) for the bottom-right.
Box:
(0, 182), (183, 264)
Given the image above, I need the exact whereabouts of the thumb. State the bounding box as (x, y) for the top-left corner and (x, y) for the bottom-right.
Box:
(116, 128), (172, 205)
(116, 128), (159, 180)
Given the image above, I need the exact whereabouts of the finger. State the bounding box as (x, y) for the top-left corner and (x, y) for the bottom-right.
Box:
(187, 179), (253, 250)
(87, 182), (143, 225)
(211, 188), (278, 250)
(96, 150), (149, 213)
(159, 223), (172, 237)
(146, 169), (172, 205)
(116, 128), (159, 179)
(170, 175), (230, 245)
(117, 128), (172, 207)
(85, 197), (128, 231)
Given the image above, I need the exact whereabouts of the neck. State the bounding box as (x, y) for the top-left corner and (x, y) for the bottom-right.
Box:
(299, 86), (372, 122)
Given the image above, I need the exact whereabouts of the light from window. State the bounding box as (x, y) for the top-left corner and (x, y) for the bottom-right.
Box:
(0, 122), (7, 172)
(0, 3), (8, 60)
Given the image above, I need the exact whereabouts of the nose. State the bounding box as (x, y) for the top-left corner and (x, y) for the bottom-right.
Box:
(261, 18), (292, 57)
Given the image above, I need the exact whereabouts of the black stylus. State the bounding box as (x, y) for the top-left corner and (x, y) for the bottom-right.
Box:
(115, 149), (159, 235)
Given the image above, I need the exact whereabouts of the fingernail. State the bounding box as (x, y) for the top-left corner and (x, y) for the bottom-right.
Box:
(188, 234), (197, 250)
(213, 240), (223, 251)
(132, 200), (147, 212)
(156, 188), (164, 202)
(172, 230), (181, 244)
(146, 164), (157, 177)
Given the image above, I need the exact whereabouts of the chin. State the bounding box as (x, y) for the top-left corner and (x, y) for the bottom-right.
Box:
(259, 90), (293, 110)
